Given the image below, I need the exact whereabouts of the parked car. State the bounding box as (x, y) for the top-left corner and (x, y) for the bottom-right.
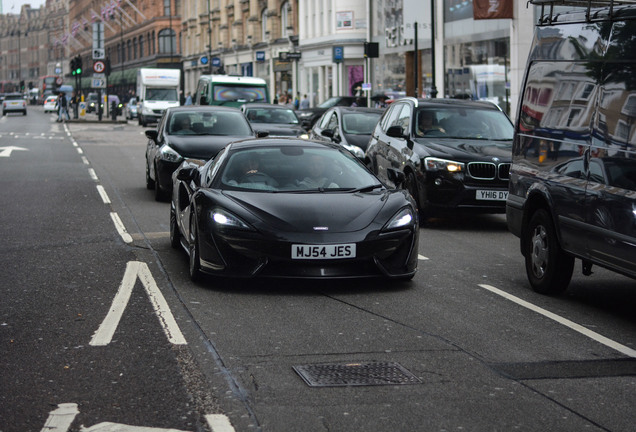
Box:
(43, 95), (58, 113)
(365, 97), (514, 221)
(310, 107), (384, 159)
(506, 1), (636, 294)
(125, 97), (138, 119)
(240, 103), (304, 137)
(2, 93), (27, 116)
(296, 96), (365, 129)
(145, 106), (260, 201)
(170, 138), (419, 281)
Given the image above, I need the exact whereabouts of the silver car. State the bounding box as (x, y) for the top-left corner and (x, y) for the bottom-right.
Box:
(2, 93), (27, 116)
(125, 97), (138, 119)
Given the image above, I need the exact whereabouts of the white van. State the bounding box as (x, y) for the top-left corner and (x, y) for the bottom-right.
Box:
(136, 68), (181, 126)
(194, 75), (269, 107)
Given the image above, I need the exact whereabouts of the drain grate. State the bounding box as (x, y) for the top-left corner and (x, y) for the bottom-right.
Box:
(293, 361), (422, 387)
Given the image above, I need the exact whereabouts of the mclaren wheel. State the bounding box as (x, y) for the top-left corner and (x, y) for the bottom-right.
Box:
(169, 207), (181, 249)
(188, 217), (203, 282)
(524, 209), (574, 294)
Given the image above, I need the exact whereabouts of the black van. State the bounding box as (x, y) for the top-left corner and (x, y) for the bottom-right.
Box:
(507, 0), (636, 294)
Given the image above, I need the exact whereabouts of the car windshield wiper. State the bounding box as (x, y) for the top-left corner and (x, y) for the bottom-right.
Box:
(348, 184), (384, 193)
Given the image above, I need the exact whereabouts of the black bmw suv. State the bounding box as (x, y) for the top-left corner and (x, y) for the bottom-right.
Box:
(365, 97), (514, 220)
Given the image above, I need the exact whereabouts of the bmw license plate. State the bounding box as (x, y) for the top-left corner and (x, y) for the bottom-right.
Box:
(292, 244), (356, 259)
(476, 190), (508, 201)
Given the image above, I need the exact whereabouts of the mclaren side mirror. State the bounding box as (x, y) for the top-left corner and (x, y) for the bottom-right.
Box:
(176, 166), (198, 182)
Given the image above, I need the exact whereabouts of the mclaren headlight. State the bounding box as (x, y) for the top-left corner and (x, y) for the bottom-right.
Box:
(424, 157), (464, 173)
(383, 207), (415, 231)
(159, 145), (182, 163)
(211, 209), (254, 230)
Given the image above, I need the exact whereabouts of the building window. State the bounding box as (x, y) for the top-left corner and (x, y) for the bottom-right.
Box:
(127, 40), (132, 61)
(164, 0), (171, 15)
(281, 2), (291, 37)
(158, 29), (176, 54)
(133, 38), (137, 59)
(262, 8), (268, 42)
(139, 36), (144, 58)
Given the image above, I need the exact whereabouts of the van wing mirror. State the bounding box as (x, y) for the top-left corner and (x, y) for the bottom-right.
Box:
(387, 168), (405, 186)
(387, 125), (406, 139)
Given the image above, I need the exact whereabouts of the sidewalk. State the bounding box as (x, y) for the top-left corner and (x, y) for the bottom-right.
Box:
(65, 116), (129, 124)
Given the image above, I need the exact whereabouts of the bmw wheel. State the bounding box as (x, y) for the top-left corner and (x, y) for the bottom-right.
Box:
(524, 209), (574, 294)
(405, 171), (429, 220)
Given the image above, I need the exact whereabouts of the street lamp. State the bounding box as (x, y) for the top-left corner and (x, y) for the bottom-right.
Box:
(286, 25), (297, 102)
(265, 30), (275, 102)
(207, 0), (212, 73)
(232, 39), (238, 75)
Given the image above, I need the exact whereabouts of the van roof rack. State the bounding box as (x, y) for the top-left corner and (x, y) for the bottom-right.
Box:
(529, 0), (636, 25)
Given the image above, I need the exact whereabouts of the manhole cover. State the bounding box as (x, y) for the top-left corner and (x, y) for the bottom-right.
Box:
(293, 361), (422, 387)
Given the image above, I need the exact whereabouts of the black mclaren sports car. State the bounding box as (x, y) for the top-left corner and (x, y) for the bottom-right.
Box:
(170, 138), (419, 281)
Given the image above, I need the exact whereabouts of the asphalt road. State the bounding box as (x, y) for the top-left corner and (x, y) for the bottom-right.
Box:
(1, 106), (635, 432)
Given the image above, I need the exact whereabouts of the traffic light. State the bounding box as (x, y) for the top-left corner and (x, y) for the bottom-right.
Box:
(70, 57), (77, 76)
(105, 57), (111, 76)
(75, 56), (82, 76)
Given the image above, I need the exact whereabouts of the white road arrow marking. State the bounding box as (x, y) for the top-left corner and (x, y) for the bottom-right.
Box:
(41, 403), (191, 431)
(0, 146), (28, 157)
(80, 422), (189, 431)
(40, 403), (79, 432)
(90, 261), (187, 346)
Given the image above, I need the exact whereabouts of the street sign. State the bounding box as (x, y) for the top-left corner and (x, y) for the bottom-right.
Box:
(93, 60), (106, 73)
(212, 57), (221, 67)
(91, 78), (106, 89)
(256, 51), (265, 62)
(333, 46), (344, 63)
(200, 56), (208, 65)
(93, 48), (105, 60)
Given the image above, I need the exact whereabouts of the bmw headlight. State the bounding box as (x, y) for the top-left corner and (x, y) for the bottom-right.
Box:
(343, 144), (365, 159)
(383, 207), (415, 231)
(159, 145), (182, 163)
(424, 157), (464, 173)
(297, 111), (313, 119)
(211, 209), (253, 230)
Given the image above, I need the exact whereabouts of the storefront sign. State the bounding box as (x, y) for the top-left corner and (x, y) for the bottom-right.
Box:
(256, 51), (266, 62)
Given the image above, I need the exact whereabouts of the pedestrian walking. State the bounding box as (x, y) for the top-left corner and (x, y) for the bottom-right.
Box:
(57, 92), (70, 122)
(300, 94), (310, 109)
